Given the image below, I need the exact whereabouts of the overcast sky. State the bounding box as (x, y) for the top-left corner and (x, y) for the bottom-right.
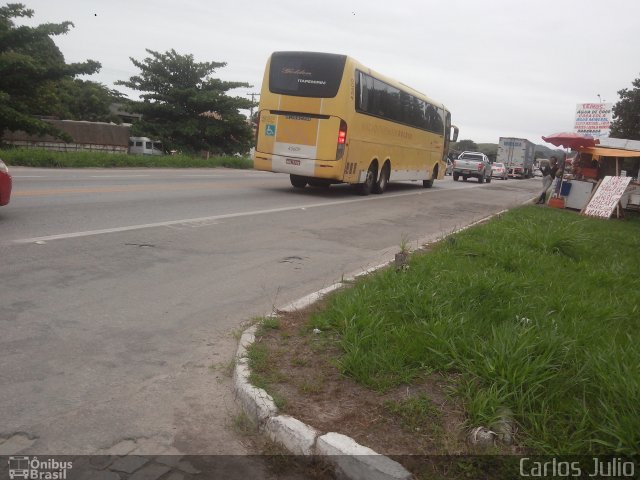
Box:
(18, 0), (640, 144)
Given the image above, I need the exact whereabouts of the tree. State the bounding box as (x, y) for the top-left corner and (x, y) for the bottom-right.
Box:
(0, 3), (101, 139)
(50, 79), (126, 123)
(477, 143), (497, 162)
(116, 49), (255, 154)
(610, 75), (640, 140)
(453, 139), (478, 151)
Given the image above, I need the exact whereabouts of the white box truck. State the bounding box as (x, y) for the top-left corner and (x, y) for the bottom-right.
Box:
(497, 137), (535, 178)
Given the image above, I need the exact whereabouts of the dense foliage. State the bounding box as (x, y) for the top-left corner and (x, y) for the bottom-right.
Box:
(48, 78), (125, 123)
(116, 49), (255, 155)
(0, 3), (107, 139)
(610, 75), (640, 140)
(452, 139), (478, 151)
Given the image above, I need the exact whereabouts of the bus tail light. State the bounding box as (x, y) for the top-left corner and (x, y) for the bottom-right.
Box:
(336, 120), (347, 160)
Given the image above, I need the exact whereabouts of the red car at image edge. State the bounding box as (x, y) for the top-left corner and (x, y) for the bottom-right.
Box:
(0, 159), (12, 206)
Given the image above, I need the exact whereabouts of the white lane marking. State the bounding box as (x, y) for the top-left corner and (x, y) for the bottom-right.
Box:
(14, 187), (467, 244)
(180, 174), (223, 177)
(12, 175), (47, 178)
(89, 175), (151, 178)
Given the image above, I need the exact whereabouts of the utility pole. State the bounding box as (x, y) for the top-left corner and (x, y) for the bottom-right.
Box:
(247, 93), (260, 124)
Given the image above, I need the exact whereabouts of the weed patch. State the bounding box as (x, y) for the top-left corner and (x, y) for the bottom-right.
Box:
(384, 394), (442, 435)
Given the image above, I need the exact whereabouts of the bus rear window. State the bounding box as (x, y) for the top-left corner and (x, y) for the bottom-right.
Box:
(269, 52), (346, 98)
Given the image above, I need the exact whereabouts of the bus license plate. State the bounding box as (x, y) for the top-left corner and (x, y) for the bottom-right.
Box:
(286, 158), (301, 166)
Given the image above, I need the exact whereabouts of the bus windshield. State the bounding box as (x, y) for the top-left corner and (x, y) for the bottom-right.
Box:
(269, 52), (346, 98)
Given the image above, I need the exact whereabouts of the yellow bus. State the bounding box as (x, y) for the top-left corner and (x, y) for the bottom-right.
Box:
(253, 51), (458, 194)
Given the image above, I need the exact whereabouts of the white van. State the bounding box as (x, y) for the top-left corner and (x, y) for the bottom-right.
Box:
(128, 137), (163, 155)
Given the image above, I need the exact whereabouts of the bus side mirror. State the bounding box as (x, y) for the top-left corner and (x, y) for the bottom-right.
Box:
(450, 125), (459, 142)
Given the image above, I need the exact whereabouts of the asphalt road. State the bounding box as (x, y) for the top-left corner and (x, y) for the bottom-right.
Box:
(0, 167), (541, 456)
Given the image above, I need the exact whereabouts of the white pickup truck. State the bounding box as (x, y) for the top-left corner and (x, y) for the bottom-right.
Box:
(452, 151), (492, 183)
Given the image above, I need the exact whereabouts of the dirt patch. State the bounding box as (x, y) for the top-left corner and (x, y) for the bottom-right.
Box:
(248, 300), (519, 478)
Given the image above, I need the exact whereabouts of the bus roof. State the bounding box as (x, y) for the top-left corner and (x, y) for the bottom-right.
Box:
(269, 51), (449, 112)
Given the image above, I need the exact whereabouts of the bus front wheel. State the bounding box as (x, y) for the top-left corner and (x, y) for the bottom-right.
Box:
(290, 174), (307, 188)
(423, 165), (438, 188)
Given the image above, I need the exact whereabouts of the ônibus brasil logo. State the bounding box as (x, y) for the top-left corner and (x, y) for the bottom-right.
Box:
(8, 456), (72, 480)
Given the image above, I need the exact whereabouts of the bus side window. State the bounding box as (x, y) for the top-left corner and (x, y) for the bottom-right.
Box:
(356, 71), (374, 113)
(357, 72), (367, 111)
(435, 107), (445, 133)
(425, 104), (437, 131)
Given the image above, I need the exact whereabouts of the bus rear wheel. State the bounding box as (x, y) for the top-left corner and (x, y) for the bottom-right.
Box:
(308, 178), (331, 188)
(290, 174), (307, 188)
(355, 163), (377, 195)
(373, 163), (390, 194)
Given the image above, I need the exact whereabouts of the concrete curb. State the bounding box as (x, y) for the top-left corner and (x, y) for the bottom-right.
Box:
(232, 210), (509, 480)
(233, 286), (412, 479)
(233, 325), (278, 427)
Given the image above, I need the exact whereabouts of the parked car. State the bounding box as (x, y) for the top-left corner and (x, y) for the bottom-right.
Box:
(491, 162), (508, 180)
(0, 159), (12, 206)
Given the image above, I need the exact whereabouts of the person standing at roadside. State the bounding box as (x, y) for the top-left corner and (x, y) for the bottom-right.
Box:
(535, 156), (558, 204)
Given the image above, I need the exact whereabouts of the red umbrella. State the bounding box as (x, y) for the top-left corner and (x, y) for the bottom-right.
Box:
(541, 132), (600, 149)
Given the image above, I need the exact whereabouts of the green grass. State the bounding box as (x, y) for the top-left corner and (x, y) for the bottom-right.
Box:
(384, 394), (442, 435)
(231, 412), (258, 437)
(246, 339), (288, 410)
(309, 206), (640, 455)
(0, 148), (252, 169)
(258, 316), (281, 333)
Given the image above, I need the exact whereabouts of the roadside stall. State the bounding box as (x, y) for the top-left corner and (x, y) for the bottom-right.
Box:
(572, 145), (640, 214)
(541, 133), (640, 214)
(541, 132), (599, 208)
